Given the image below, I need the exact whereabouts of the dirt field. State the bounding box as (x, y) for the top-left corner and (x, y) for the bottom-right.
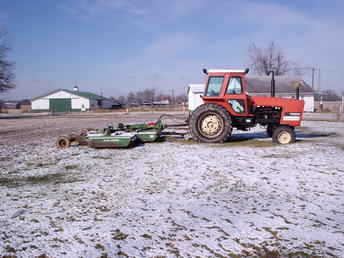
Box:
(1, 112), (344, 257)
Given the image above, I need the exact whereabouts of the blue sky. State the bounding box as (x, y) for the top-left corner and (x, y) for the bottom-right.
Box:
(1, 0), (343, 99)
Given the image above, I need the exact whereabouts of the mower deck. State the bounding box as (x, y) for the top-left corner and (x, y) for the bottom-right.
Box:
(56, 114), (187, 149)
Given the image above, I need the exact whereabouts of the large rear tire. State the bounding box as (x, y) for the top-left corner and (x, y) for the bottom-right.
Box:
(189, 104), (232, 143)
(272, 126), (296, 144)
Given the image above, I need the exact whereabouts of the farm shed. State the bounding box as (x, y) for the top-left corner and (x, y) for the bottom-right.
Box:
(31, 87), (112, 112)
(188, 76), (315, 112)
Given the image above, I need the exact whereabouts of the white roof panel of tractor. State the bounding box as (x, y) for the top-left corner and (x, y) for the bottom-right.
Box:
(207, 69), (247, 73)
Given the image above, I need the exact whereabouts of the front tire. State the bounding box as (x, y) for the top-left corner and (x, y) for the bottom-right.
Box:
(189, 104), (232, 143)
(272, 126), (296, 144)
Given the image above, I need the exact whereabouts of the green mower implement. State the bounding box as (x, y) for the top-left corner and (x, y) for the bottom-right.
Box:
(56, 114), (188, 149)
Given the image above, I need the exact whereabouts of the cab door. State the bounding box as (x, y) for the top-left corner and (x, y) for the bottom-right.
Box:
(224, 76), (249, 116)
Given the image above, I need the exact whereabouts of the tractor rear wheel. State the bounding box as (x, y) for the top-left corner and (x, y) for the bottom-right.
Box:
(189, 104), (232, 143)
(272, 126), (295, 144)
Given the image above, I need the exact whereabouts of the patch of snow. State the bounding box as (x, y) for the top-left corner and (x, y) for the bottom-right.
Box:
(0, 115), (344, 257)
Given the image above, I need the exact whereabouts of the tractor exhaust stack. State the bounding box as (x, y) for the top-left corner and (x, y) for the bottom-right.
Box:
(267, 70), (275, 97)
(296, 87), (300, 100)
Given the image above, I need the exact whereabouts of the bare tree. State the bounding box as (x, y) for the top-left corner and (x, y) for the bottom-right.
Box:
(117, 95), (127, 105)
(129, 89), (156, 105)
(248, 42), (292, 76)
(175, 93), (187, 104)
(110, 95), (127, 105)
(135, 91), (144, 104)
(315, 90), (341, 101)
(0, 30), (15, 93)
(142, 89), (155, 104)
(127, 92), (137, 105)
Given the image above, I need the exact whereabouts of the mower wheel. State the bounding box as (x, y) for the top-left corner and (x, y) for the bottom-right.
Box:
(189, 104), (232, 143)
(56, 136), (71, 148)
(272, 126), (295, 144)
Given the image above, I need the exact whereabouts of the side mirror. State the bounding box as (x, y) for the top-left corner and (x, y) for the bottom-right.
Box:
(202, 68), (208, 74)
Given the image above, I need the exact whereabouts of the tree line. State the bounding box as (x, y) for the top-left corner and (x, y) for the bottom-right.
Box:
(111, 89), (187, 106)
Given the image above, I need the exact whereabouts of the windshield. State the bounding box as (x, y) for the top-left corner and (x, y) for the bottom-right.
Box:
(205, 76), (224, 96)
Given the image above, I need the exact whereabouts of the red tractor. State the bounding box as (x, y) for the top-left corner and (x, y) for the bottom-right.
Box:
(189, 69), (305, 144)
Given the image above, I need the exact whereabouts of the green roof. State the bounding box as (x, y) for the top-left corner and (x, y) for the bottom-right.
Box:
(64, 89), (106, 100)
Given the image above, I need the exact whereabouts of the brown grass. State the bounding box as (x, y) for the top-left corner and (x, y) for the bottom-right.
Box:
(0, 173), (82, 186)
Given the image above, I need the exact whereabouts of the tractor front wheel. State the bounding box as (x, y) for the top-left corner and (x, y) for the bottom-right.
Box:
(272, 126), (296, 144)
(189, 104), (232, 143)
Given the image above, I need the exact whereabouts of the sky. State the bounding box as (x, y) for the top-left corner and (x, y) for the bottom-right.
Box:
(0, 0), (343, 100)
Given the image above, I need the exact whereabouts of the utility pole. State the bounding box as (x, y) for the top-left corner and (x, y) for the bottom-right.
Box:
(311, 68), (315, 90)
(171, 89), (175, 105)
(318, 67), (321, 92)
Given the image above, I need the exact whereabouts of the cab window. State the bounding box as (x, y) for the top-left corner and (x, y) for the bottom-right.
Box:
(226, 77), (242, 94)
(205, 76), (224, 96)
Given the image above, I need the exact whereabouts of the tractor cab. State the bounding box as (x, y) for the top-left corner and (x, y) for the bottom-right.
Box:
(202, 69), (251, 117)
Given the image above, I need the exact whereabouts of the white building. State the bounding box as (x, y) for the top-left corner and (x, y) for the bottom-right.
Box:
(188, 76), (315, 112)
(31, 87), (113, 112)
(188, 84), (204, 111)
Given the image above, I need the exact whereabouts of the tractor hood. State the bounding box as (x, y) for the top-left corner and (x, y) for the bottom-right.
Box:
(250, 96), (305, 113)
(250, 96), (305, 126)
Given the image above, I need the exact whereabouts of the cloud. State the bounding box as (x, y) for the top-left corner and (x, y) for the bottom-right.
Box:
(6, 0), (344, 99)
(231, 1), (344, 90)
(108, 32), (202, 95)
(92, 0), (344, 95)
(61, 0), (211, 27)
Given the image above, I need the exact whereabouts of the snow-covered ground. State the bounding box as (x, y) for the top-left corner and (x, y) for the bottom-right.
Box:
(0, 112), (344, 257)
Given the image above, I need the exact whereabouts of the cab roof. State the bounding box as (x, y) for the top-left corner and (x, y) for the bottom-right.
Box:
(204, 68), (249, 74)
